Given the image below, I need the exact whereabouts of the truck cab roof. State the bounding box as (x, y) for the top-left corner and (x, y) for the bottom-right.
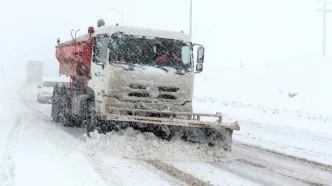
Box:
(59, 25), (191, 46)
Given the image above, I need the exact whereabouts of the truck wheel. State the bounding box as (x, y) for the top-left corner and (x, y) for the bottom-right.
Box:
(51, 85), (60, 122)
(62, 115), (73, 127)
(57, 86), (66, 124)
(59, 85), (74, 127)
(62, 109), (73, 127)
(63, 87), (74, 127)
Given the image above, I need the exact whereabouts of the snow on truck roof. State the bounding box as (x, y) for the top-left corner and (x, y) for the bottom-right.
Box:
(60, 25), (190, 45)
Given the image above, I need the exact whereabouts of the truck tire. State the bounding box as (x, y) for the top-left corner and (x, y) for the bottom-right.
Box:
(58, 85), (74, 127)
(51, 84), (60, 122)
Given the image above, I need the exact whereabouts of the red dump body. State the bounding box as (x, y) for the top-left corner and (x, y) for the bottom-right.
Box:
(55, 37), (93, 87)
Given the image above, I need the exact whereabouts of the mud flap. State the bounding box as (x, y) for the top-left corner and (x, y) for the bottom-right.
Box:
(85, 100), (98, 137)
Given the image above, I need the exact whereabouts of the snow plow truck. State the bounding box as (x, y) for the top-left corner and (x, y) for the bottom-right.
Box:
(52, 20), (240, 151)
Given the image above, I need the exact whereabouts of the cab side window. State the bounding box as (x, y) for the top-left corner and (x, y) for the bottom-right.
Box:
(93, 34), (109, 65)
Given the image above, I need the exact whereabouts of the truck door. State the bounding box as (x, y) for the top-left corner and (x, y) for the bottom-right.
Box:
(89, 34), (109, 114)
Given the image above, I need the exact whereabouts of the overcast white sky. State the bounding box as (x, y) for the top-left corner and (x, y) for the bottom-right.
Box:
(0, 0), (329, 76)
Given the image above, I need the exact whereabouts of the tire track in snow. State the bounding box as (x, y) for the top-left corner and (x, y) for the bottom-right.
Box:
(18, 91), (215, 185)
(233, 124), (332, 165)
(169, 159), (319, 186)
(197, 97), (332, 166)
(234, 141), (332, 172)
(145, 160), (212, 186)
(232, 158), (327, 186)
(20, 101), (117, 186)
(0, 111), (27, 186)
(19, 84), (332, 185)
(231, 142), (332, 186)
(22, 98), (209, 185)
(25, 98), (332, 186)
(21, 100), (185, 186)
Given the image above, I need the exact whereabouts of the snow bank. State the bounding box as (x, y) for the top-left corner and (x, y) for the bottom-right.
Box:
(84, 128), (233, 162)
(193, 93), (332, 165)
(194, 61), (332, 114)
(191, 61), (332, 164)
(194, 97), (330, 129)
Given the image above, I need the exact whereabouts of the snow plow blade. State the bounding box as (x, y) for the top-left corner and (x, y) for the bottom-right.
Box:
(106, 107), (240, 130)
(105, 107), (240, 151)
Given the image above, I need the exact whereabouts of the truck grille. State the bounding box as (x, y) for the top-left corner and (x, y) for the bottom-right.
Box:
(157, 94), (176, 100)
(129, 84), (146, 90)
(128, 92), (149, 98)
(128, 84), (179, 100)
(158, 86), (179, 92)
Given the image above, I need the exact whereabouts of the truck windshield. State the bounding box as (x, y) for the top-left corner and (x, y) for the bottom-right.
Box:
(108, 33), (192, 70)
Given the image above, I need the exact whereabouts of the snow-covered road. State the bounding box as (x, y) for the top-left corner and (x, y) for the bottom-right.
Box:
(193, 63), (332, 167)
(194, 97), (332, 167)
(0, 83), (331, 186)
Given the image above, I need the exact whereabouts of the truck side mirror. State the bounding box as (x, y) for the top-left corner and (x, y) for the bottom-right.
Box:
(197, 46), (205, 63)
(196, 63), (203, 72)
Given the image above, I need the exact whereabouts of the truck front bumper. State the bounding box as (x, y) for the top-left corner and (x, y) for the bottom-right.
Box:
(102, 107), (240, 131)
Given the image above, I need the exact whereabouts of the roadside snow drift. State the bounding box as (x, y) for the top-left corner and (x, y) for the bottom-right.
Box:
(194, 62), (332, 114)
(193, 61), (332, 165)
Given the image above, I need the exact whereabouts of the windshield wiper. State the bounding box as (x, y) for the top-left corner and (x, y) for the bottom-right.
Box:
(152, 65), (186, 75)
(152, 65), (168, 72)
(110, 62), (187, 74)
(110, 62), (144, 71)
(164, 66), (186, 75)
